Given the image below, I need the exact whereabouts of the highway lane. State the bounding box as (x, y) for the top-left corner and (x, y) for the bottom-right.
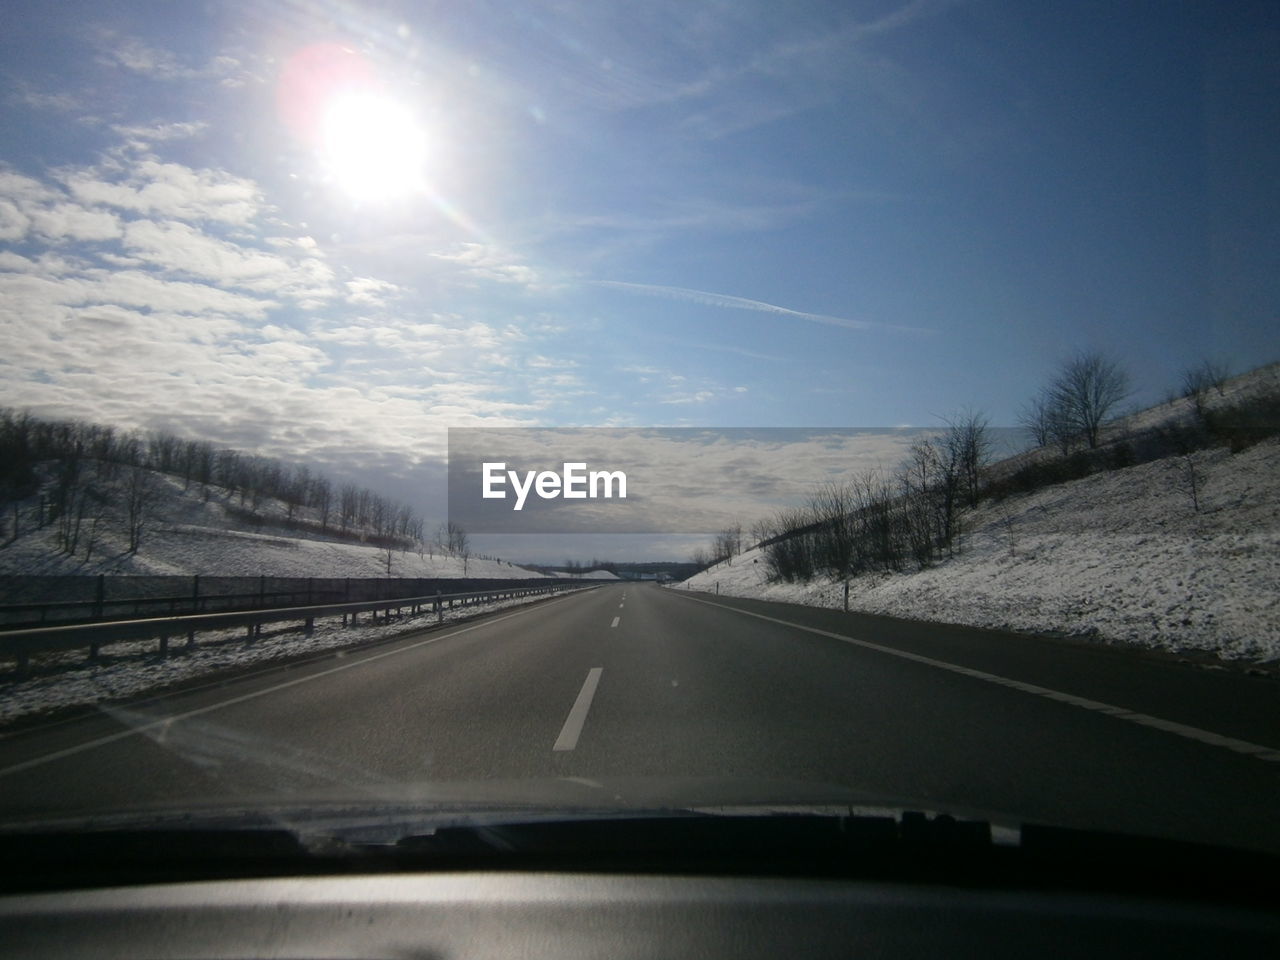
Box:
(1, 582), (1278, 853)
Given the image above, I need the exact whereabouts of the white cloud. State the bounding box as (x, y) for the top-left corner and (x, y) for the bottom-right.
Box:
(345, 276), (401, 306)
(0, 170), (59, 205)
(0, 251), (77, 275)
(121, 219), (336, 302)
(526, 355), (579, 369)
(8, 82), (82, 113)
(431, 242), (545, 289)
(30, 203), (122, 242)
(0, 199), (30, 240)
(0, 139), (556, 474)
(92, 31), (251, 87)
(660, 389), (715, 405)
(0, 267), (274, 321)
(64, 160), (260, 225)
(110, 121), (209, 148)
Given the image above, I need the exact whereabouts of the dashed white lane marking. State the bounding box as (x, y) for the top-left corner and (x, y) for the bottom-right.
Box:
(675, 593), (1280, 764)
(553, 667), (603, 752)
(611, 616), (620, 628)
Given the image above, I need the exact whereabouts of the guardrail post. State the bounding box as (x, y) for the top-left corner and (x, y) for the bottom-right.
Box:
(159, 635), (168, 657)
(436, 589), (442, 622)
(305, 617), (314, 635)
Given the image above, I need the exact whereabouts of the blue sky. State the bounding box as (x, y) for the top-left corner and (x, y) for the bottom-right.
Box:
(1, 0), (1276, 557)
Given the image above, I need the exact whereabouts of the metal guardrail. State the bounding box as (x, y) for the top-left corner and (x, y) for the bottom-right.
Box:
(0, 574), (591, 629)
(1, 583), (596, 675)
(0, 590), (346, 628)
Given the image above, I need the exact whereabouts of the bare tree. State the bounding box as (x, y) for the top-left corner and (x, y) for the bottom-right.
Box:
(311, 476), (332, 530)
(1024, 391), (1075, 453)
(714, 522), (743, 564)
(1019, 396), (1049, 449)
(945, 410), (991, 507)
(748, 517), (775, 548)
(1182, 453), (1201, 513)
(443, 521), (469, 556)
(1181, 358), (1232, 419)
(338, 483), (359, 533)
(125, 465), (155, 553)
(1048, 350), (1131, 449)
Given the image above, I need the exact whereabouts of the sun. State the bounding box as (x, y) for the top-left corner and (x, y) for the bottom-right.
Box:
(320, 92), (429, 203)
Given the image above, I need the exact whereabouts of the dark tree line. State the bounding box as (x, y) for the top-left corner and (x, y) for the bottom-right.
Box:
(747, 411), (992, 583)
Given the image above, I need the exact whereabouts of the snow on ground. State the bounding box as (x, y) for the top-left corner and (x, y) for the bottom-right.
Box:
(0, 472), (546, 579)
(567, 569), (623, 580)
(682, 435), (1280, 663)
(0, 586), (594, 727)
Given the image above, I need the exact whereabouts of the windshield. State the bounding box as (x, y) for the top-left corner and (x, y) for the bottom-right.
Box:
(0, 0), (1277, 862)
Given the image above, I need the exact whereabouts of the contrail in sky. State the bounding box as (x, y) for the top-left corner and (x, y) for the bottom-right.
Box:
(592, 280), (926, 334)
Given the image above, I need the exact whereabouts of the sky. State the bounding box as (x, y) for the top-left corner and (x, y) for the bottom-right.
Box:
(1, 0), (1277, 561)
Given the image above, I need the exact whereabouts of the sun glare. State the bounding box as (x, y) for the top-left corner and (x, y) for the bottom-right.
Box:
(320, 93), (428, 202)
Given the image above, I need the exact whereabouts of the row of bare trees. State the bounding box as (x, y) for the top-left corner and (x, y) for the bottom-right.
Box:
(0, 408), (429, 556)
(708, 349), (1245, 585)
(746, 351), (1134, 582)
(746, 412), (992, 583)
(689, 523), (746, 570)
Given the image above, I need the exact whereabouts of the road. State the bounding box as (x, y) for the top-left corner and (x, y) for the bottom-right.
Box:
(1, 583), (1278, 852)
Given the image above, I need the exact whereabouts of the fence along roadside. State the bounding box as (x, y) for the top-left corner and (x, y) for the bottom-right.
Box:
(1, 582), (596, 676)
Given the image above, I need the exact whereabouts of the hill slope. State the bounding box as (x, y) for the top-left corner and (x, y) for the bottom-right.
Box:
(0, 469), (544, 580)
(684, 366), (1280, 663)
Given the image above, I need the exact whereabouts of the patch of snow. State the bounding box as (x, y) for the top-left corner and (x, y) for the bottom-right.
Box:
(682, 435), (1279, 663)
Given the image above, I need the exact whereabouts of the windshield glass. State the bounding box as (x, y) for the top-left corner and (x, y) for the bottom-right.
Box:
(0, 0), (1277, 859)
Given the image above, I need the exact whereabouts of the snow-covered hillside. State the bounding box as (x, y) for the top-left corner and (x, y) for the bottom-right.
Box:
(683, 367), (1280, 663)
(0, 470), (546, 580)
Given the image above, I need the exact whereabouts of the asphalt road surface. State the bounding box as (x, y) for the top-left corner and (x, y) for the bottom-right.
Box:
(2, 584), (1278, 852)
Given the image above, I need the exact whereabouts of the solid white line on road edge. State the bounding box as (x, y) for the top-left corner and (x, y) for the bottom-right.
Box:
(0, 591), (591, 779)
(554, 667), (603, 752)
(611, 616), (620, 628)
(674, 593), (1280, 764)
